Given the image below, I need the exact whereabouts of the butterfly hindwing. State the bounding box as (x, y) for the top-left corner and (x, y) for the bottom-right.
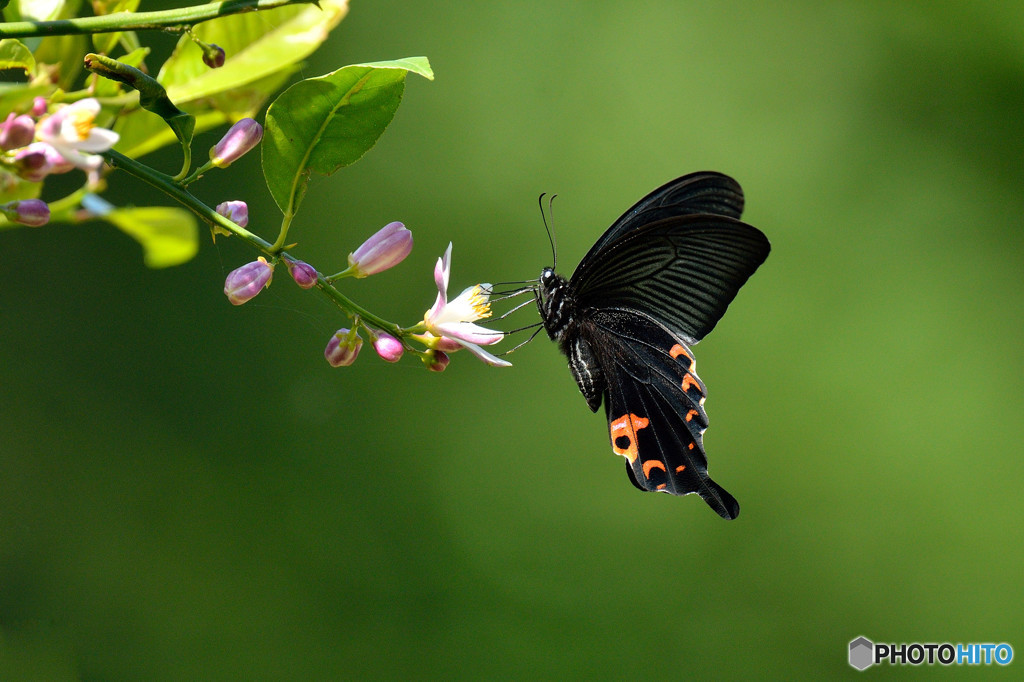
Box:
(572, 215), (770, 344)
(582, 309), (740, 519)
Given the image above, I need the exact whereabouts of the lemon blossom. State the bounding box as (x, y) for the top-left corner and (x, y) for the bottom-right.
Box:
(35, 98), (119, 171)
(420, 243), (510, 367)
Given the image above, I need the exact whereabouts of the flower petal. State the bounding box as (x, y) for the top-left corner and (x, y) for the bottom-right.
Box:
(75, 126), (120, 152)
(434, 321), (503, 346)
(434, 242), (452, 298)
(433, 284), (492, 325)
(456, 339), (512, 367)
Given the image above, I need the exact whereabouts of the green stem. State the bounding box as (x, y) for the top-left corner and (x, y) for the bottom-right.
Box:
(269, 211), (293, 252)
(103, 148), (404, 337)
(104, 148), (268, 246)
(0, 0), (317, 39)
(325, 264), (357, 282)
(316, 281), (402, 336)
(175, 142), (192, 183)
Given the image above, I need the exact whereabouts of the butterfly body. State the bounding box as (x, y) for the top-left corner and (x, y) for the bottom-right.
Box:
(535, 172), (770, 519)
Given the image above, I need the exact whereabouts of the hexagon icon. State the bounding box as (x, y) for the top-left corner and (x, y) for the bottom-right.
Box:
(849, 636), (874, 670)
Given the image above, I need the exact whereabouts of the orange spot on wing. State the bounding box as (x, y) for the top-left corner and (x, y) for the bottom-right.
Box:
(687, 443), (695, 450)
(675, 465), (686, 473)
(681, 374), (699, 393)
(656, 483), (667, 490)
(685, 409), (699, 422)
(669, 343), (695, 372)
(610, 413), (649, 464)
(642, 459), (667, 479)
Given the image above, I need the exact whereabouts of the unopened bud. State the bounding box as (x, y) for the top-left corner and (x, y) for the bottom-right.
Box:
(285, 260), (318, 289)
(372, 332), (404, 363)
(210, 118), (263, 168)
(425, 350), (450, 372)
(202, 43), (226, 69)
(325, 328), (363, 367)
(2, 199), (50, 227)
(347, 221), (413, 277)
(215, 200), (248, 227)
(14, 142), (72, 182)
(0, 113), (35, 150)
(224, 256), (274, 305)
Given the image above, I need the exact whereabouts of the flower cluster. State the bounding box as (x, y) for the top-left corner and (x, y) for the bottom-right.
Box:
(223, 225), (509, 371)
(3, 68), (507, 377)
(1, 98), (120, 227)
(2, 99), (119, 188)
(3, 3), (508, 391)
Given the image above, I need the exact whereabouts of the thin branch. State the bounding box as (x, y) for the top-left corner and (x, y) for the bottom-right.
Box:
(0, 0), (317, 39)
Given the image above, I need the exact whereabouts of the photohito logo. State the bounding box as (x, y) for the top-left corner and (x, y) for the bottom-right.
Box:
(849, 636), (1013, 670)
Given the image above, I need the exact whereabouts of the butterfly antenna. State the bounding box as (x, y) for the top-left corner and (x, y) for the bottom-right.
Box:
(539, 192), (558, 270)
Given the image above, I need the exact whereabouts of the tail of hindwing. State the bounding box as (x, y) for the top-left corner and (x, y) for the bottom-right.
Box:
(588, 309), (739, 519)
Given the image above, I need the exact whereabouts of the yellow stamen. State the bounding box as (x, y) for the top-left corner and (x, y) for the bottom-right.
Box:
(69, 109), (95, 141)
(468, 285), (492, 319)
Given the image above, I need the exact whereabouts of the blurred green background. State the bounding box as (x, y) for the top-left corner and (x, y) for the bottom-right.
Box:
(3, 1), (1023, 679)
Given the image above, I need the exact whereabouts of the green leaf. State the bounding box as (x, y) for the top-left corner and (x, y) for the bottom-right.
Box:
(159, 0), (348, 105)
(86, 52), (195, 149)
(114, 106), (226, 160)
(0, 170), (42, 203)
(33, 32), (87, 90)
(262, 57), (434, 216)
(103, 206), (199, 268)
(0, 38), (34, 75)
(15, 0), (64, 20)
(113, 62), (296, 159)
(93, 46), (148, 99)
(114, 0), (344, 160)
(0, 82), (51, 116)
(91, 0), (141, 56)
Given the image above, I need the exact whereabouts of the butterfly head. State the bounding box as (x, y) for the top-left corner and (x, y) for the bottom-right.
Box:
(536, 267), (573, 342)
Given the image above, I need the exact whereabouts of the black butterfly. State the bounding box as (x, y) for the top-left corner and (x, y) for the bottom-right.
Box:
(535, 172), (769, 519)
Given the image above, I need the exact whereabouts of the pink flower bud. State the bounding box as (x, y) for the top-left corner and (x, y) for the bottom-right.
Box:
(325, 328), (363, 367)
(210, 118), (263, 168)
(224, 257), (274, 305)
(347, 221), (413, 277)
(202, 43), (226, 69)
(372, 332), (404, 362)
(426, 350), (450, 372)
(215, 200), (248, 227)
(31, 97), (47, 117)
(2, 199), (50, 227)
(0, 113), (35, 151)
(285, 260), (318, 289)
(14, 142), (72, 182)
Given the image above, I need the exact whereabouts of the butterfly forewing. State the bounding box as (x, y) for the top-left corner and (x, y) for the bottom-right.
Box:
(573, 216), (770, 343)
(583, 171), (746, 258)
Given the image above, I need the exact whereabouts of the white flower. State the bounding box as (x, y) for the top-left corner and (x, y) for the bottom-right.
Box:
(35, 98), (119, 172)
(421, 243), (510, 367)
